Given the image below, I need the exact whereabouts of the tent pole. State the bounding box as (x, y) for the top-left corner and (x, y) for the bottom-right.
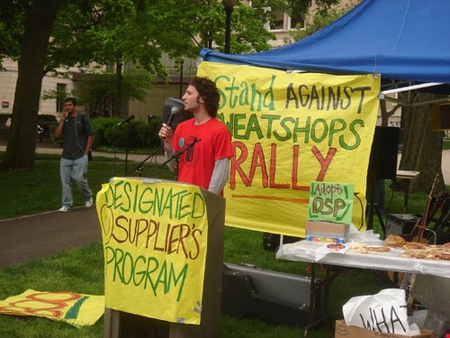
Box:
(379, 82), (444, 100)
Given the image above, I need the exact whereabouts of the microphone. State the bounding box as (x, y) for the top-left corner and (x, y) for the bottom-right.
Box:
(167, 106), (179, 127)
(117, 115), (135, 126)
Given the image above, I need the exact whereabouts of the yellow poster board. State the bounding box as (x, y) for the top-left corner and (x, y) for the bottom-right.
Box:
(0, 289), (104, 327)
(197, 61), (380, 237)
(96, 178), (209, 325)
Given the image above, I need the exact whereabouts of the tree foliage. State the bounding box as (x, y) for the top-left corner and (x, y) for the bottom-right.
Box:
(0, 0), (340, 171)
(0, 0), (24, 64)
(290, 2), (355, 41)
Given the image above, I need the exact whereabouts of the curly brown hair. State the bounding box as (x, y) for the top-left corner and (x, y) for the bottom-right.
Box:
(190, 76), (220, 117)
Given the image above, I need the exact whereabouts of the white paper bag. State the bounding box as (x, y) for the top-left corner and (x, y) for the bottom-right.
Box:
(343, 288), (421, 336)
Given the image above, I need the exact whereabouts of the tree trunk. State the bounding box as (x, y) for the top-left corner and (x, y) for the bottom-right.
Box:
(0, 0), (61, 171)
(399, 93), (445, 194)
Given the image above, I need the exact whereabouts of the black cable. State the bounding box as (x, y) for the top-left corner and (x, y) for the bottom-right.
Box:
(355, 193), (365, 230)
(384, 180), (396, 218)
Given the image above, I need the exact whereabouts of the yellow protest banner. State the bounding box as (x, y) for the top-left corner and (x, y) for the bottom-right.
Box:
(0, 289), (104, 327)
(96, 178), (208, 325)
(197, 61), (380, 237)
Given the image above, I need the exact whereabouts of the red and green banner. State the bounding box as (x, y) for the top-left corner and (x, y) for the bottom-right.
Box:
(0, 289), (104, 327)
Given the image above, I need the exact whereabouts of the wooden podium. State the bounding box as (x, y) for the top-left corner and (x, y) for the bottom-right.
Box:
(102, 179), (226, 338)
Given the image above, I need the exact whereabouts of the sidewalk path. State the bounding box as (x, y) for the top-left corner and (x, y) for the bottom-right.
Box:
(0, 207), (101, 269)
(0, 141), (165, 164)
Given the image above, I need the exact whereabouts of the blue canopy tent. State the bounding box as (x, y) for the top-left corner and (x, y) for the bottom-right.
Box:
(200, 0), (450, 102)
(197, 0), (450, 237)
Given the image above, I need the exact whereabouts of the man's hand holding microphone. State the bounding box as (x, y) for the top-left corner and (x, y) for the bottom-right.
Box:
(158, 106), (179, 152)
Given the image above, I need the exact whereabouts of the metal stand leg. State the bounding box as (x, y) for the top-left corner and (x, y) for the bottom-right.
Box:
(366, 179), (386, 235)
(304, 264), (341, 338)
(403, 180), (410, 212)
(367, 203), (386, 235)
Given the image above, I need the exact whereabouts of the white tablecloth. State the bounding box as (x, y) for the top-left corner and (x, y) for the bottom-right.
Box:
(276, 240), (450, 279)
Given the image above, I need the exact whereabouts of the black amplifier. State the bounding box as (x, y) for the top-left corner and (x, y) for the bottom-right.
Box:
(385, 213), (419, 236)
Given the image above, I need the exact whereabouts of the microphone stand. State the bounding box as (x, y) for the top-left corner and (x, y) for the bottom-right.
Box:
(116, 119), (133, 175)
(125, 121), (131, 175)
(116, 115), (136, 175)
(159, 138), (200, 181)
(126, 147), (162, 177)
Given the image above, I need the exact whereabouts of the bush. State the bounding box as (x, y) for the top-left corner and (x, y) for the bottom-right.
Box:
(0, 113), (57, 124)
(91, 116), (162, 149)
(37, 114), (57, 122)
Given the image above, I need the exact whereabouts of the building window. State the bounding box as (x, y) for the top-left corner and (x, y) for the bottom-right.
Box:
(270, 10), (285, 30)
(268, 10), (304, 31)
(56, 83), (67, 113)
(106, 64), (114, 72)
(290, 15), (305, 29)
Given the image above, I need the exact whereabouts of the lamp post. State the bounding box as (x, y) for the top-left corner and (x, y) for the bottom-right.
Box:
(222, 0), (236, 54)
(179, 58), (184, 98)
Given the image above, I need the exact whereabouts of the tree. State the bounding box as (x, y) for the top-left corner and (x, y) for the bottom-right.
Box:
(156, 0), (276, 54)
(286, 0), (340, 16)
(399, 93), (446, 193)
(0, 0), (64, 171)
(290, 1), (354, 41)
(75, 71), (156, 116)
(45, 0), (278, 116)
(46, 0), (183, 117)
(1, 0), (182, 171)
(1, 0), (339, 171)
(44, 0), (281, 117)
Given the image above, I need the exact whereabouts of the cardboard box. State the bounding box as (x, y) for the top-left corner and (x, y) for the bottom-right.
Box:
(305, 221), (349, 243)
(335, 320), (436, 338)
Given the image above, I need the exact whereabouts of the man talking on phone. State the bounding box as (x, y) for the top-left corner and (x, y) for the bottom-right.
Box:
(54, 97), (94, 212)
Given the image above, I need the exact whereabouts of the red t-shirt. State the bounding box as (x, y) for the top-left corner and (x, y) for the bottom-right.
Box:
(172, 118), (233, 190)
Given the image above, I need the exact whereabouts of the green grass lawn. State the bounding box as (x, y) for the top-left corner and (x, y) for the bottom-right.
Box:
(0, 153), (430, 337)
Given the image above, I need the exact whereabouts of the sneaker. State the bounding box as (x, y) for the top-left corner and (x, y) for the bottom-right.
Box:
(59, 205), (70, 212)
(85, 197), (93, 208)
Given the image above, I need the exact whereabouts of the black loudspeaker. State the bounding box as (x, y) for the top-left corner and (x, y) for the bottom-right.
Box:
(367, 126), (399, 181)
(262, 233), (302, 252)
(162, 97), (193, 131)
(385, 213), (419, 236)
(430, 102), (450, 130)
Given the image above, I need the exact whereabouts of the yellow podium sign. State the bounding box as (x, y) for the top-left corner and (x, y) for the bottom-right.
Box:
(198, 61), (380, 236)
(96, 178), (209, 325)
